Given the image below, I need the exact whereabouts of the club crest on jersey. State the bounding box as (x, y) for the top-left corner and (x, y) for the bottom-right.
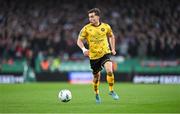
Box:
(101, 28), (105, 32)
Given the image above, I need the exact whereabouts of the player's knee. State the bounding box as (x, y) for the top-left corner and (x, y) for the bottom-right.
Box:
(107, 72), (113, 76)
(106, 67), (113, 74)
(93, 78), (98, 83)
(93, 73), (100, 83)
(93, 77), (99, 83)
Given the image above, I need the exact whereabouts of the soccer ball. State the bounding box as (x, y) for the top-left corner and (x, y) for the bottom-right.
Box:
(58, 89), (72, 102)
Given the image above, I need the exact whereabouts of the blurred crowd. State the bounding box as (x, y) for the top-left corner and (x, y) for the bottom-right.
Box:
(0, 0), (180, 62)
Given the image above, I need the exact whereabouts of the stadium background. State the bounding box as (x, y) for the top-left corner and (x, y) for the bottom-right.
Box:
(0, 0), (180, 83)
(0, 0), (180, 113)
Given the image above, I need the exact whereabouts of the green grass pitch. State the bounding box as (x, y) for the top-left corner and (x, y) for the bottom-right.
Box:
(0, 82), (180, 113)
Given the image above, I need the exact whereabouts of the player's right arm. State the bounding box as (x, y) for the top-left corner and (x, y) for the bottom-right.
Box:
(77, 27), (89, 57)
(77, 38), (89, 56)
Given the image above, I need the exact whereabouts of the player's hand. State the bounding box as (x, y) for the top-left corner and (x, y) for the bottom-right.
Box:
(82, 47), (89, 57)
(111, 49), (116, 55)
(83, 50), (89, 57)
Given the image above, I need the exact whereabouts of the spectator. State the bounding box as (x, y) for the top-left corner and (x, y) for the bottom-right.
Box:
(0, 0), (179, 61)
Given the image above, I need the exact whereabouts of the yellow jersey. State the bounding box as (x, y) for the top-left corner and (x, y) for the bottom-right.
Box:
(78, 22), (113, 60)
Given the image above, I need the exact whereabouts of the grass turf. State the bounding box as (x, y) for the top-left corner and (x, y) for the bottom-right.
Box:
(0, 83), (180, 113)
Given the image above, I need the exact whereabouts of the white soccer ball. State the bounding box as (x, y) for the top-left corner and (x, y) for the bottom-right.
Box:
(58, 89), (72, 102)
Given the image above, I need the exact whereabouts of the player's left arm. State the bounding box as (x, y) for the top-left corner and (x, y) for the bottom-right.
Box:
(108, 33), (116, 55)
(106, 24), (116, 55)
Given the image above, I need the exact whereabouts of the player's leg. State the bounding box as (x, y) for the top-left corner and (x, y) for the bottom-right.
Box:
(93, 71), (100, 95)
(93, 71), (101, 103)
(104, 61), (114, 91)
(90, 59), (102, 103)
(104, 61), (119, 100)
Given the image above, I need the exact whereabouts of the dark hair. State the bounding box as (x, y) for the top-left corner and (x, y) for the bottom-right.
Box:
(88, 8), (101, 16)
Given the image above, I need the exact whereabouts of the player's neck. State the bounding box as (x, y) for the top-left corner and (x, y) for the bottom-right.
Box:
(92, 21), (101, 27)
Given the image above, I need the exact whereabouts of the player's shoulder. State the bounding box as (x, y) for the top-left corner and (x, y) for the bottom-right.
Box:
(101, 22), (111, 28)
(101, 22), (109, 26)
(80, 23), (91, 31)
(83, 23), (92, 28)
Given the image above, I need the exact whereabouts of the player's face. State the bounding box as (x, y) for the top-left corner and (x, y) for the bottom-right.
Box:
(88, 12), (100, 25)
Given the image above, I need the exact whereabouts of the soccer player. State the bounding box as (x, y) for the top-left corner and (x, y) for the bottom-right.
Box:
(77, 8), (119, 103)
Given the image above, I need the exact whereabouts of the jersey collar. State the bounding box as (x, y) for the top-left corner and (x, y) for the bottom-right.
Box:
(91, 22), (102, 27)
